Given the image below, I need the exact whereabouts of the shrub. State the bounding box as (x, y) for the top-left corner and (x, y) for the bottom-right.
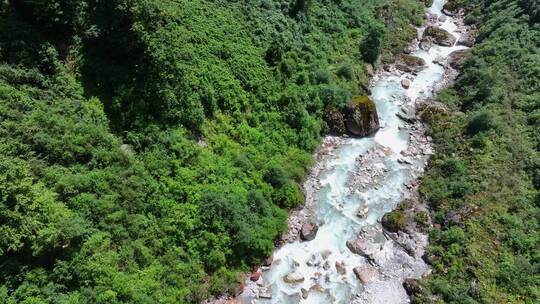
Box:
(336, 64), (354, 80)
(466, 110), (499, 135)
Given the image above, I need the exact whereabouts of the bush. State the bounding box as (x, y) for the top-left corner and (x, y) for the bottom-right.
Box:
(466, 110), (500, 135)
(264, 164), (289, 188)
(361, 23), (387, 63)
(274, 181), (304, 209)
(336, 64), (354, 80)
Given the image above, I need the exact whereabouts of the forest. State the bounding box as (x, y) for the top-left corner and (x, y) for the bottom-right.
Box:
(0, 0), (426, 303)
(415, 0), (540, 303)
(1, 0), (538, 303)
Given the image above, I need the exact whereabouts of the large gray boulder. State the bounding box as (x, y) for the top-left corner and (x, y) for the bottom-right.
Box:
(396, 105), (416, 123)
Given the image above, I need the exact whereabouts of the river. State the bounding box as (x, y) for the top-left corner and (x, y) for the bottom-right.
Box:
(239, 0), (469, 303)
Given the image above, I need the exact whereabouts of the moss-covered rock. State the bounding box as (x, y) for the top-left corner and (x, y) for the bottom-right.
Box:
(396, 54), (426, 72)
(422, 26), (456, 47)
(417, 101), (449, 124)
(448, 49), (472, 70)
(381, 209), (407, 232)
(344, 95), (380, 137)
(324, 106), (346, 134)
(442, 0), (462, 15)
(422, 0), (434, 7)
(400, 54), (426, 67)
(403, 278), (422, 296)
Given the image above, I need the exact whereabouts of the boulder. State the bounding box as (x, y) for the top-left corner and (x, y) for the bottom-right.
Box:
(396, 54), (426, 73)
(457, 34), (474, 47)
(353, 267), (379, 283)
(422, 251), (435, 265)
(346, 239), (377, 265)
(306, 254), (321, 267)
(401, 79), (411, 89)
(250, 269), (262, 281)
(442, 1), (460, 16)
(346, 239), (369, 256)
(301, 288), (309, 299)
(335, 261), (347, 275)
(448, 49), (472, 70)
(259, 287), (272, 299)
(324, 106), (346, 134)
(432, 56), (445, 66)
(425, 13), (438, 25)
(438, 15), (447, 23)
(344, 96), (380, 137)
(283, 272), (305, 284)
(396, 105), (416, 123)
(442, 8), (454, 17)
(300, 222), (319, 241)
(309, 284), (326, 293)
(263, 253), (273, 266)
(419, 39), (433, 51)
(422, 26), (456, 47)
(397, 157), (413, 165)
(356, 206), (369, 218)
(403, 278), (422, 296)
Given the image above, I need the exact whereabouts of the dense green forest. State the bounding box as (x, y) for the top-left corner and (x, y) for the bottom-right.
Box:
(0, 0), (426, 303)
(416, 0), (540, 303)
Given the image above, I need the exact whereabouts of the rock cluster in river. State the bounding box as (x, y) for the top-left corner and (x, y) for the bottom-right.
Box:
(346, 144), (391, 191)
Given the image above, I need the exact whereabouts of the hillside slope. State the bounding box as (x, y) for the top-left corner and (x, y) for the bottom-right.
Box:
(416, 0), (540, 303)
(0, 1), (425, 303)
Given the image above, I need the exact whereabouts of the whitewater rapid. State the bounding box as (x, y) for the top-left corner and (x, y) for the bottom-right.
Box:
(241, 1), (468, 303)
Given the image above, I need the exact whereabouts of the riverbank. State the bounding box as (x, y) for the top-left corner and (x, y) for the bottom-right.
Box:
(412, 0), (540, 302)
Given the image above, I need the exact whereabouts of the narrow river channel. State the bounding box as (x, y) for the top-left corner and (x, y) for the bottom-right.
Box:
(240, 1), (469, 303)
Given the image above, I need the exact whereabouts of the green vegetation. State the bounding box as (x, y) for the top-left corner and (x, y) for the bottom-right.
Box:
(383, 208), (408, 232)
(0, 0), (425, 303)
(416, 0), (540, 303)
